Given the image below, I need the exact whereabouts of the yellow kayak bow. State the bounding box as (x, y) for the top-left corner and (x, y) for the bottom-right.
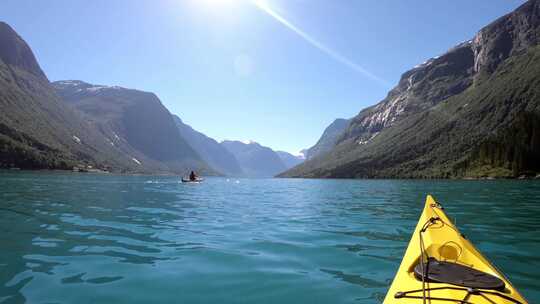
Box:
(383, 195), (527, 304)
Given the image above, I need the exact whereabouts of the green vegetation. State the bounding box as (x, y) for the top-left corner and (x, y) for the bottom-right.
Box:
(283, 46), (540, 179)
(464, 111), (540, 178)
(282, 0), (540, 179)
(304, 118), (350, 160)
(54, 81), (215, 175)
(0, 132), (73, 170)
(0, 22), (213, 175)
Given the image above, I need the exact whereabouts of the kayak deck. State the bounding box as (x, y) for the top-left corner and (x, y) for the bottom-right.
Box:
(383, 195), (527, 304)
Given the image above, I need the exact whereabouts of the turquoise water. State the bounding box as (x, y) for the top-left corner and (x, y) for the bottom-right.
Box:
(0, 172), (539, 303)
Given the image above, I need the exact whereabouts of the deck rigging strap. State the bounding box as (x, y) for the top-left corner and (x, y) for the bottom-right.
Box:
(394, 286), (524, 304)
(419, 216), (439, 304)
(395, 204), (523, 304)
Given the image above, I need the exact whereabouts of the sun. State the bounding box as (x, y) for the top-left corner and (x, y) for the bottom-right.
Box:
(200, 0), (239, 8)
(187, 0), (245, 24)
(215, 0), (237, 4)
(192, 0), (243, 15)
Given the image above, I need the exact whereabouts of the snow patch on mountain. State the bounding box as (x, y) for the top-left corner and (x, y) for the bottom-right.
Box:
(85, 85), (123, 93)
(357, 132), (379, 145)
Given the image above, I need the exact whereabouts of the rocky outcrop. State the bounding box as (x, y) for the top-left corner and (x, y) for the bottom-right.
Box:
(472, 0), (540, 76)
(340, 0), (540, 146)
(281, 0), (540, 179)
(341, 42), (475, 144)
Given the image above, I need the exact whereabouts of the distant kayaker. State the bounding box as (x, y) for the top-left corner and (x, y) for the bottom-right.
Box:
(189, 171), (197, 181)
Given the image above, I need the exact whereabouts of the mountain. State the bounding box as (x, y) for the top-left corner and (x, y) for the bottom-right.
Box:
(276, 151), (304, 169)
(53, 80), (211, 174)
(303, 118), (350, 160)
(221, 140), (287, 177)
(173, 115), (243, 176)
(0, 22), (45, 79)
(0, 22), (138, 171)
(281, 0), (540, 179)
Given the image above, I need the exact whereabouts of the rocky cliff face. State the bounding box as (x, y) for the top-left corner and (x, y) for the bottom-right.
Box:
(342, 42), (475, 144)
(0, 22), (46, 79)
(0, 23), (137, 171)
(282, 0), (540, 179)
(173, 115), (244, 176)
(304, 118), (350, 160)
(472, 0), (540, 76)
(341, 0), (540, 146)
(54, 81), (211, 174)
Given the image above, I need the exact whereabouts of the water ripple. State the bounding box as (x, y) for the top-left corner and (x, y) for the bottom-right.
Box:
(0, 173), (538, 303)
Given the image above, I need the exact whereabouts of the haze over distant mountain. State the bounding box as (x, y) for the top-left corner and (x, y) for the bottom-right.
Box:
(276, 151), (304, 169)
(173, 115), (243, 176)
(53, 80), (212, 174)
(282, 0), (540, 179)
(221, 140), (288, 177)
(303, 118), (350, 160)
(0, 22), (138, 171)
(174, 115), (304, 176)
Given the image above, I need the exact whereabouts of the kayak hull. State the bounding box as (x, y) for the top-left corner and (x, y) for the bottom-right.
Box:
(181, 178), (203, 183)
(383, 195), (527, 304)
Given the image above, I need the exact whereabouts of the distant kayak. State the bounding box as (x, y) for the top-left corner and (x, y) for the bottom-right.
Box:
(181, 178), (203, 183)
(383, 195), (527, 304)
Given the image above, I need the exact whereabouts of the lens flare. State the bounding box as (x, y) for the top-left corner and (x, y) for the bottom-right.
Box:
(251, 0), (389, 87)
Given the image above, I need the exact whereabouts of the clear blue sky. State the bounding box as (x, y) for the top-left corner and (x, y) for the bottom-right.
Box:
(0, 0), (526, 154)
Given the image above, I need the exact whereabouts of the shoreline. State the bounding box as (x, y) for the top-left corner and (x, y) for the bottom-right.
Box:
(1, 169), (539, 180)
